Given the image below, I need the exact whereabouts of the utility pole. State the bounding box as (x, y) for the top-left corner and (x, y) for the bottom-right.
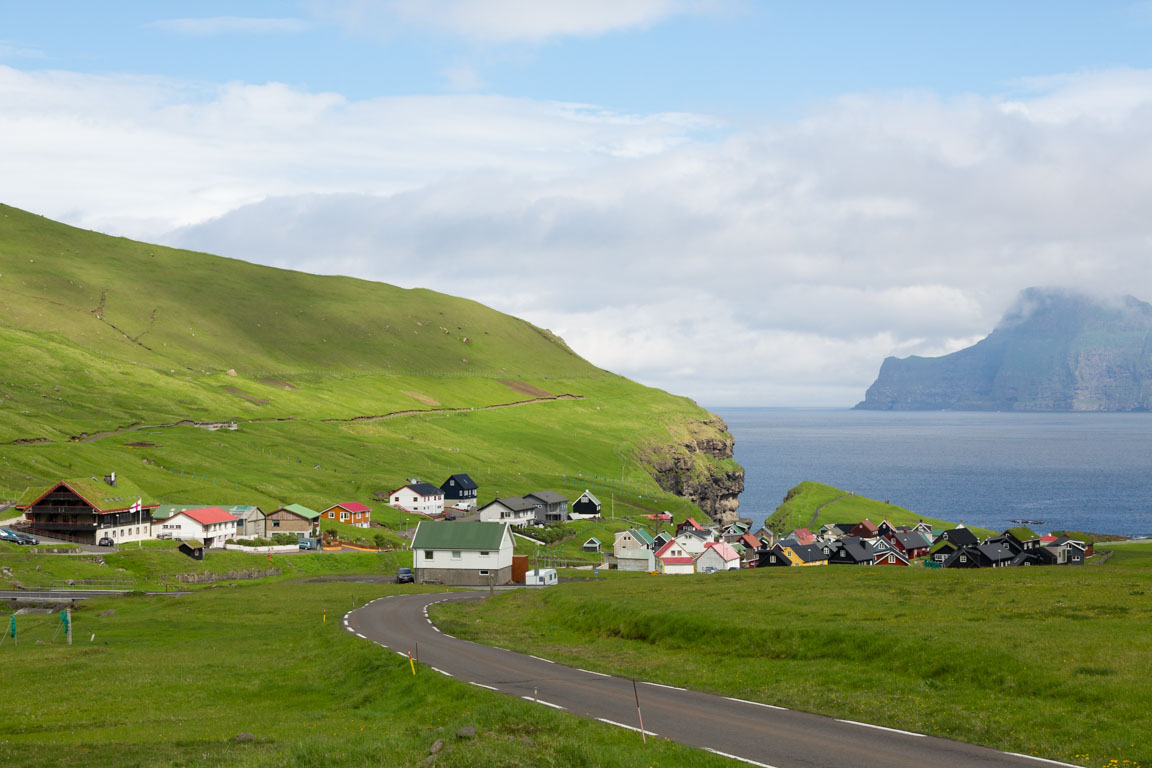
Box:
(66, 607), (72, 646)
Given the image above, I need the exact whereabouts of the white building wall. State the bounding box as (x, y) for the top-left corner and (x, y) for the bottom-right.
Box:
(412, 529), (514, 570)
(479, 502), (536, 527)
(391, 487), (445, 516)
(675, 533), (709, 556)
(152, 515), (237, 547)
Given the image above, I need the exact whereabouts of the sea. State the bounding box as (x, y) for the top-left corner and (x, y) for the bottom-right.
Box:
(711, 408), (1152, 537)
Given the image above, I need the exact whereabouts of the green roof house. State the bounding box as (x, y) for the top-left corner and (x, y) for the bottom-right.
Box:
(410, 521), (513, 586)
(17, 473), (157, 545)
(265, 504), (320, 537)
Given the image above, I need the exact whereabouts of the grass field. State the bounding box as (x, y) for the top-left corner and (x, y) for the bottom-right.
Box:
(0, 583), (738, 768)
(765, 480), (996, 538)
(437, 550), (1152, 768)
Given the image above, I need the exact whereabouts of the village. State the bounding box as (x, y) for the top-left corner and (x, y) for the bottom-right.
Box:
(2, 468), (1090, 586)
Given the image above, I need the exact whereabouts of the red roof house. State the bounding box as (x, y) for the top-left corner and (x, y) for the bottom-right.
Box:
(655, 540), (696, 574)
(320, 502), (372, 528)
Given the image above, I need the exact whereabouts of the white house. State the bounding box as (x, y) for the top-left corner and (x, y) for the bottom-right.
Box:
(674, 531), (711, 557)
(410, 521), (514, 585)
(388, 482), (445, 516)
(696, 540), (741, 572)
(478, 497), (540, 527)
(153, 506), (238, 548)
(654, 540), (695, 575)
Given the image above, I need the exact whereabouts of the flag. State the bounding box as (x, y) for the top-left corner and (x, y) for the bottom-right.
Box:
(130, 499), (142, 513)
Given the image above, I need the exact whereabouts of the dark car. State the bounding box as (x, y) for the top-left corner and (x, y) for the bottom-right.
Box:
(98, 537), (116, 547)
(396, 567), (415, 584)
(443, 513), (457, 521)
(0, 529), (20, 544)
(4, 529), (38, 546)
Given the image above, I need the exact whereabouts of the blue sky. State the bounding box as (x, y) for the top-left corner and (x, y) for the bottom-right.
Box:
(5, 1), (1151, 113)
(3, 2), (1152, 405)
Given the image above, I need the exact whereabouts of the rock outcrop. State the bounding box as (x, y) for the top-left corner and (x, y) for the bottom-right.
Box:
(857, 288), (1152, 412)
(642, 416), (745, 525)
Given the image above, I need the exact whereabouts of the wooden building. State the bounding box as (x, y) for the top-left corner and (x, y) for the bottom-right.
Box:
(17, 474), (157, 545)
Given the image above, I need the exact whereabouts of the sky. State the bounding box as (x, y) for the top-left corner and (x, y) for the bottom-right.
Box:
(3, 1), (1152, 406)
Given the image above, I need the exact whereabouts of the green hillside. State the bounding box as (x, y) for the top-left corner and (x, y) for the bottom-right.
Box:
(0, 204), (739, 520)
(765, 481), (995, 538)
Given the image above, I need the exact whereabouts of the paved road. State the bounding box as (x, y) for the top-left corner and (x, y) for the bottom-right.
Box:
(347, 592), (1077, 768)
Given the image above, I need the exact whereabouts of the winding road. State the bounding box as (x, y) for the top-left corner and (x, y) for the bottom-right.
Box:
(346, 592), (1078, 768)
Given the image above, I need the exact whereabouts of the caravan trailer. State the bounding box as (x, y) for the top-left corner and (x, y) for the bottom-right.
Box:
(525, 568), (558, 587)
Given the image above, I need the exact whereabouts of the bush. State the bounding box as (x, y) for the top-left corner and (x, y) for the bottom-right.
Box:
(272, 533), (299, 546)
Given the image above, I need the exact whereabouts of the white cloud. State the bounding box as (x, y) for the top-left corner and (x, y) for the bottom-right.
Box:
(4, 65), (1152, 405)
(308, 0), (718, 43)
(0, 41), (44, 59)
(148, 17), (309, 36)
(443, 64), (486, 92)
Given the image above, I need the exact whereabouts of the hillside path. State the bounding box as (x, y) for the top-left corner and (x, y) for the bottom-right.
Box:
(806, 494), (849, 529)
(347, 592), (1075, 768)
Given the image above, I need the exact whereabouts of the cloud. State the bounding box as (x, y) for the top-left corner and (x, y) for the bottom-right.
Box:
(0, 41), (44, 59)
(148, 17), (309, 36)
(4, 65), (1152, 405)
(443, 64), (486, 92)
(308, 0), (719, 43)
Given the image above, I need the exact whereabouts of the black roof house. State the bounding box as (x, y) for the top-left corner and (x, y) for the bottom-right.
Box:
(828, 536), (876, 565)
(440, 474), (478, 501)
(933, 526), (979, 548)
(944, 542), (1016, 568)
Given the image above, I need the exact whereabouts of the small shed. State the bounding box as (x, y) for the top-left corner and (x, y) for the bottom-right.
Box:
(178, 540), (204, 560)
(582, 536), (602, 553)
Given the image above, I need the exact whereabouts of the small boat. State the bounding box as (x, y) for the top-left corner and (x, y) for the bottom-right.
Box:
(1010, 519), (1046, 525)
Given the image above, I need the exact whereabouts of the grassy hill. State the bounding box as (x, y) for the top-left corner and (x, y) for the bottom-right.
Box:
(0, 204), (739, 521)
(764, 481), (996, 538)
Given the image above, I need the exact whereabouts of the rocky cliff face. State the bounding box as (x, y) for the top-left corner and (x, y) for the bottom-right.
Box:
(857, 288), (1152, 411)
(642, 416), (745, 525)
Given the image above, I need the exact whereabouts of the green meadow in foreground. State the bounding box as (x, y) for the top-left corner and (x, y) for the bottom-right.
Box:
(0, 582), (735, 768)
(438, 543), (1152, 768)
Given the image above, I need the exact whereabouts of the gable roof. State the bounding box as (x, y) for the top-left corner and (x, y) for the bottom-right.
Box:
(837, 536), (876, 562)
(19, 476), (158, 514)
(851, 519), (879, 536)
(225, 505), (264, 519)
(525, 490), (568, 505)
(326, 502), (370, 514)
(411, 521), (509, 550)
(937, 526), (979, 547)
(582, 537), (601, 546)
(631, 528), (656, 546)
(396, 482), (443, 498)
(791, 543), (828, 563)
(481, 497), (540, 513)
(178, 507), (238, 526)
(654, 540), (694, 564)
(617, 547), (654, 561)
(1004, 525), (1039, 542)
(575, 489), (602, 506)
(738, 533), (761, 550)
(679, 517), (705, 531)
(442, 473), (478, 490)
(281, 504), (320, 520)
(891, 531), (930, 551)
(703, 540), (741, 562)
(977, 542), (1016, 562)
(152, 504), (199, 521)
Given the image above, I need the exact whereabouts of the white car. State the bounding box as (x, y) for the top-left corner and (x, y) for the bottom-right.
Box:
(450, 502), (471, 512)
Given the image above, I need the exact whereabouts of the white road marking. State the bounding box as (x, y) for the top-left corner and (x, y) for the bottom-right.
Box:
(528, 655), (555, 664)
(395, 651), (407, 657)
(596, 718), (655, 736)
(354, 632), (366, 639)
(835, 719), (926, 738)
(522, 696), (564, 710)
(432, 626), (441, 633)
(578, 668), (611, 678)
(345, 626), (355, 633)
(704, 748), (780, 768)
(1006, 753), (1083, 767)
(643, 681), (686, 691)
(725, 696), (787, 711)
(430, 667), (452, 677)
(470, 682), (498, 691)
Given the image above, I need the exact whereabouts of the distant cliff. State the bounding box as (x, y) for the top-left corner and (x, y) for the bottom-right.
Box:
(856, 288), (1152, 411)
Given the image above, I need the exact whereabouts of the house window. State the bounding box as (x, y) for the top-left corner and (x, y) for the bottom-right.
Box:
(478, 569), (490, 576)
(273, 521), (280, 528)
(393, 496), (400, 503)
(960, 555), (967, 563)
(340, 512), (349, 522)
(424, 550), (434, 560)
(480, 551), (489, 556)
(452, 551), (462, 560)
(770, 556), (777, 563)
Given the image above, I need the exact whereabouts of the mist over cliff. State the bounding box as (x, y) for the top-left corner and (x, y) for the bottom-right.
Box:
(856, 288), (1152, 411)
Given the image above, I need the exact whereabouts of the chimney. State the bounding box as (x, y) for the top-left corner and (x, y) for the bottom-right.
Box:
(104, 472), (117, 487)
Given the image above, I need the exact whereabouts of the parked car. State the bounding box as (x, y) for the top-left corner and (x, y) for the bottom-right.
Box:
(97, 537), (116, 547)
(443, 513), (457, 521)
(5, 530), (38, 546)
(450, 502), (471, 511)
(396, 567), (415, 584)
(0, 529), (22, 544)
(298, 537), (319, 550)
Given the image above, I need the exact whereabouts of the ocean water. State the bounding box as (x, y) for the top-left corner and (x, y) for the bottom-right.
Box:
(712, 408), (1152, 536)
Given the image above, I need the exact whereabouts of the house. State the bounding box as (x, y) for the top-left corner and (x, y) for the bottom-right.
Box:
(874, 547), (910, 566)
(927, 537), (963, 565)
(849, 520), (879, 540)
(654, 540), (695, 574)
(737, 532), (762, 552)
(876, 519), (900, 539)
(571, 490), (602, 519)
(479, 497), (541, 527)
(226, 505), (267, 538)
(943, 542), (1016, 568)
(933, 525), (979, 548)
(411, 521), (513, 585)
(911, 521), (934, 539)
(615, 547), (656, 572)
(440, 474), (479, 510)
(1012, 548), (1059, 567)
(722, 520), (752, 537)
(266, 504), (320, 537)
(525, 491), (569, 524)
(887, 531), (931, 559)
(676, 518), (707, 537)
(16, 474), (158, 545)
(826, 536), (875, 565)
(652, 531), (673, 549)
(319, 502), (371, 529)
(818, 522), (853, 541)
(788, 528), (817, 546)
(674, 531), (710, 557)
(153, 506), (238, 548)
(696, 540), (741, 572)
(1052, 537), (1087, 565)
(999, 526), (1041, 554)
(758, 543), (794, 567)
(762, 542), (827, 567)
(613, 528), (656, 558)
(582, 537), (602, 553)
(389, 482), (445, 516)
(753, 527), (775, 548)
